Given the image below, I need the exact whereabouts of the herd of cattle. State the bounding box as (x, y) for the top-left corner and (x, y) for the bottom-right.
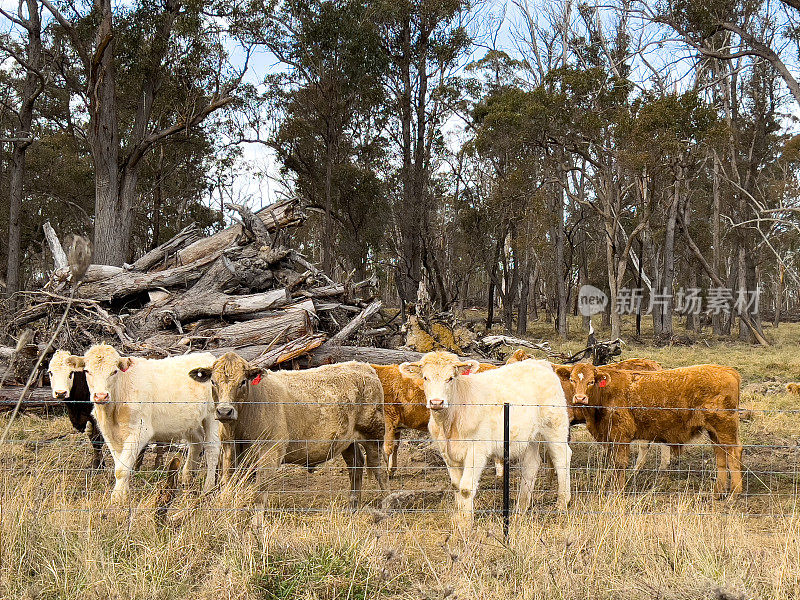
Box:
(45, 343), (744, 522)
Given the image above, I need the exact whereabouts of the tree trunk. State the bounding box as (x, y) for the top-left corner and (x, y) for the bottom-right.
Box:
(554, 182), (567, 339)
(712, 151), (723, 335)
(88, 1), (124, 265)
(517, 265), (530, 335)
(322, 138), (335, 275)
(6, 145), (25, 305)
(150, 147), (165, 251)
(5, 0), (43, 304)
(659, 175), (681, 339)
(774, 261), (783, 329)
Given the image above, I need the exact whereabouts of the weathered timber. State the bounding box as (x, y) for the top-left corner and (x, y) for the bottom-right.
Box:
(76, 252), (221, 300)
(177, 199), (305, 266)
(211, 300), (316, 347)
(0, 386), (57, 411)
(166, 288), (291, 323)
(43, 221), (68, 269)
(51, 265), (124, 290)
(305, 345), (424, 366)
(226, 202), (272, 247)
(129, 224), (201, 272)
(250, 334), (327, 368)
(323, 300), (382, 347)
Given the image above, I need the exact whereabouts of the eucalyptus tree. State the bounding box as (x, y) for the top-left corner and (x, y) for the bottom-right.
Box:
(40, 0), (248, 265)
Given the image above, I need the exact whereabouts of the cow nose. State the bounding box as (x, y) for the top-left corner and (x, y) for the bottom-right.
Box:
(93, 392), (110, 403)
(429, 398), (445, 411)
(216, 404), (237, 421)
(573, 394), (588, 405)
(54, 391), (67, 400)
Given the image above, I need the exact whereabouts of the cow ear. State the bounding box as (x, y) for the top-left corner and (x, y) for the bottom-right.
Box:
(118, 357), (133, 372)
(458, 359), (481, 375)
(65, 356), (85, 370)
(188, 367), (212, 383)
(553, 365), (572, 381)
(245, 367), (264, 383)
(398, 362), (423, 379)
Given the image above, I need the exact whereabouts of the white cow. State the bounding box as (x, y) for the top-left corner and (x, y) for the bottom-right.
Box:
(399, 351), (571, 523)
(67, 344), (220, 504)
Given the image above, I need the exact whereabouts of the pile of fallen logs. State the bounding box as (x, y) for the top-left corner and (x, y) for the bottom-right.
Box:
(1, 200), (422, 395)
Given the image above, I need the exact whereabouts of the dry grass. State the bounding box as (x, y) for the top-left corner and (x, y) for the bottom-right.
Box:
(4, 322), (800, 599)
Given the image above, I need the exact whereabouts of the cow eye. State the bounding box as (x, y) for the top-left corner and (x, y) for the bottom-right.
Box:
(423, 376), (428, 381)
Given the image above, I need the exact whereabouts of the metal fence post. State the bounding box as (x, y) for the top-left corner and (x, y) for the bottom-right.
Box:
(503, 401), (510, 541)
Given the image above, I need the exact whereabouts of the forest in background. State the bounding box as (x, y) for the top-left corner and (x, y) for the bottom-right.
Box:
(1, 0), (800, 344)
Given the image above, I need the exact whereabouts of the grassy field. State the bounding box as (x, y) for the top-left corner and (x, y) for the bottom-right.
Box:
(2, 319), (800, 599)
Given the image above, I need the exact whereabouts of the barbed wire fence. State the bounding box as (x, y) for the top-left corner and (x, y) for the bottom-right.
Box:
(1, 397), (798, 526)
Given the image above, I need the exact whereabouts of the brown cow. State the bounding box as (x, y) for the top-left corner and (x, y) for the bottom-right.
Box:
(374, 362), (497, 477)
(564, 362), (742, 496)
(508, 350), (667, 470)
(189, 352), (386, 509)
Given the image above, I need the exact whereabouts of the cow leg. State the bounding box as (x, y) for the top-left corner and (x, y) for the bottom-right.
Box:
(709, 429), (742, 497)
(251, 442), (284, 527)
(494, 459), (504, 478)
(221, 440), (236, 486)
(632, 441), (650, 473)
(610, 442), (631, 490)
(658, 444), (671, 471)
(383, 425), (400, 478)
(342, 443), (365, 509)
(201, 416), (221, 495)
(455, 445), (488, 524)
(153, 443), (166, 470)
(111, 429), (150, 505)
(182, 432), (204, 489)
(87, 417), (106, 470)
(517, 442), (542, 513)
(134, 445), (147, 471)
(361, 440), (387, 493)
(544, 432), (572, 510)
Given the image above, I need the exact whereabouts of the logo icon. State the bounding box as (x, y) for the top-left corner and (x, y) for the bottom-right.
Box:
(578, 285), (608, 317)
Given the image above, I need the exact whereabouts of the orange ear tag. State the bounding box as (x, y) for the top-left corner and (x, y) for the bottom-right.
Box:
(598, 379), (607, 388)
(251, 374), (262, 385)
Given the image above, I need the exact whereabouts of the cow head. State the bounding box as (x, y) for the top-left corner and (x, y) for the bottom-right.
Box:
(189, 352), (262, 423)
(399, 351), (480, 411)
(506, 349), (532, 364)
(567, 362), (610, 405)
(48, 350), (80, 400)
(80, 344), (133, 405)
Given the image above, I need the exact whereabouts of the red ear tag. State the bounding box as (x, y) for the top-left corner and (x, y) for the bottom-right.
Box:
(461, 369), (471, 376)
(120, 363), (129, 373)
(598, 378), (607, 388)
(251, 374), (262, 385)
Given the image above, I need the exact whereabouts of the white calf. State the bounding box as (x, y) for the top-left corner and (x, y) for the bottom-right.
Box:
(68, 344), (220, 504)
(399, 351), (571, 523)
